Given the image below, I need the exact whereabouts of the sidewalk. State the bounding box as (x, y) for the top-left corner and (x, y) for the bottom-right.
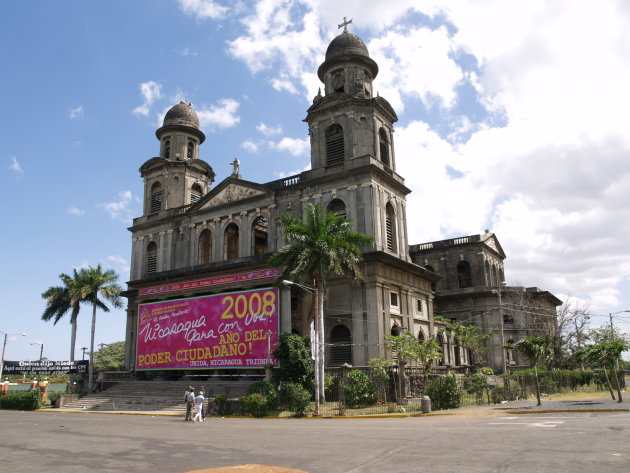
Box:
(40, 390), (628, 419)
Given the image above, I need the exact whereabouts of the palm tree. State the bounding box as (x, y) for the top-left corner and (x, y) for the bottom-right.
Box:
(269, 203), (373, 406)
(41, 270), (88, 371)
(511, 337), (553, 406)
(81, 265), (123, 392)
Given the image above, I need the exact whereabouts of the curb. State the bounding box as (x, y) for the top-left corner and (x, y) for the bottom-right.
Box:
(505, 408), (630, 415)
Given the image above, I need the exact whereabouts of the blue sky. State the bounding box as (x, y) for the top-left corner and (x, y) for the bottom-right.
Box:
(2, 0), (630, 363)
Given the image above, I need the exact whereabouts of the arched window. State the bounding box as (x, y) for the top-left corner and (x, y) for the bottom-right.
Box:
(252, 216), (268, 255)
(492, 266), (499, 287)
(198, 229), (212, 264)
(379, 128), (390, 167)
(146, 241), (158, 275)
(224, 223), (239, 260)
(150, 182), (163, 213)
(190, 183), (202, 204)
(385, 203), (397, 252)
(506, 339), (515, 366)
(187, 140), (194, 159)
(454, 338), (462, 366)
(390, 324), (401, 337)
(330, 325), (352, 366)
(164, 140), (171, 159)
(327, 198), (346, 218)
(457, 261), (472, 288)
(326, 124), (344, 165)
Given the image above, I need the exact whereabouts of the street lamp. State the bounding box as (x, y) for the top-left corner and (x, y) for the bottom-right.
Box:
(30, 341), (44, 361)
(282, 279), (322, 415)
(0, 330), (27, 380)
(81, 346), (88, 360)
(491, 283), (507, 374)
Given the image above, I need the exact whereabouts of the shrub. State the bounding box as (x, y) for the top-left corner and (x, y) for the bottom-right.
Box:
(248, 381), (278, 408)
(280, 382), (311, 417)
(47, 391), (64, 407)
(0, 391), (41, 411)
(210, 394), (231, 415)
(273, 333), (315, 393)
(463, 373), (489, 404)
(241, 393), (269, 418)
(424, 373), (462, 411)
(344, 370), (377, 408)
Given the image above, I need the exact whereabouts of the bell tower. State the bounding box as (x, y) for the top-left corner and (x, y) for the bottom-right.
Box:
(305, 22), (398, 172)
(139, 101), (215, 216)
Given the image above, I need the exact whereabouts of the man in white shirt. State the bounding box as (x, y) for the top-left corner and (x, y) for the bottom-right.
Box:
(193, 390), (205, 422)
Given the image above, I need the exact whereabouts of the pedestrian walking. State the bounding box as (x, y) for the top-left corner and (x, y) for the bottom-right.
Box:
(184, 386), (195, 421)
(193, 389), (205, 422)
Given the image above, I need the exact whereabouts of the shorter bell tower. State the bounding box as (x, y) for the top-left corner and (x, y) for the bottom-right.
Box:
(139, 101), (215, 216)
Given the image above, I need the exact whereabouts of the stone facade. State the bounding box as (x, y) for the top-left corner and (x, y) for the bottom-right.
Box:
(410, 233), (562, 372)
(123, 30), (462, 374)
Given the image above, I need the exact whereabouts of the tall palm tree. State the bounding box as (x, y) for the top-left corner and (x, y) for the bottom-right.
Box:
(81, 265), (123, 392)
(269, 202), (373, 406)
(41, 270), (88, 367)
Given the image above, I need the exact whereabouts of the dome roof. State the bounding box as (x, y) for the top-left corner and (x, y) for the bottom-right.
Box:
(163, 101), (200, 129)
(325, 31), (370, 61)
(318, 31), (378, 81)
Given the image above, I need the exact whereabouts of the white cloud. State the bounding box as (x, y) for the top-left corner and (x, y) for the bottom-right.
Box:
(268, 136), (310, 157)
(197, 98), (240, 129)
(9, 155), (22, 174)
(178, 0), (228, 20)
(100, 190), (134, 221)
(69, 105), (84, 119)
(256, 122), (282, 136)
(67, 207), (85, 216)
(241, 140), (260, 152)
(107, 255), (128, 266)
(133, 81), (162, 116)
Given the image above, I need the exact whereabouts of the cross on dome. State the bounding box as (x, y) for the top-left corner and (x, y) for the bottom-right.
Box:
(338, 16), (352, 32)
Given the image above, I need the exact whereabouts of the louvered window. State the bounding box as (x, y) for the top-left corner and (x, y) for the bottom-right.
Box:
(385, 203), (396, 252)
(150, 182), (163, 213)
(379, 128), (390, 167)
(326, 124), (344, 165)
(187, 140), (194, 159)
(330, 325), (352, 366)
(146, 242), (158, 275)
(164, 140), (171, 159)
(191, 184), (202, 203)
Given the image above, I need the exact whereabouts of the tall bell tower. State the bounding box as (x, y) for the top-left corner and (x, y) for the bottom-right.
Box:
(139, 101), (215, 216)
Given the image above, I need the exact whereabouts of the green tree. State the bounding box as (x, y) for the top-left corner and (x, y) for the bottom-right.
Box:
(273, 333), (315, 394)
(93, 341), (125, 371)
(510, 337), (553, 406)
(41, 269), (89, 378)
(436, 316), (494, 368)
(368, 358), (396, 402)
(269, 202), (373, 403)
(81, 265), (123, 391)
(385, 331), (442, 399)
(586, 339), (629, 403)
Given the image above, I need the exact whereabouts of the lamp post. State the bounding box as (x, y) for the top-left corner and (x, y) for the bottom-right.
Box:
(282, 279), (321, 415)
(30, 341), (44, 361)
(81, 346), (88, 360)
(1, 330), (27, 380)
(491, 284), (507, 374)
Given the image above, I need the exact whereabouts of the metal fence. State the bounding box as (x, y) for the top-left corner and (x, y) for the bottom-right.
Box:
(302, 367), (612, 416)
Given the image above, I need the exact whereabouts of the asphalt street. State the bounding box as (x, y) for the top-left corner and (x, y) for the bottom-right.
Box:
(0, 409), (628, 473)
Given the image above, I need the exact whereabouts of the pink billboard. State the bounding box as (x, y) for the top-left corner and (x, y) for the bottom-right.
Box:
(136, 288), (279, 370)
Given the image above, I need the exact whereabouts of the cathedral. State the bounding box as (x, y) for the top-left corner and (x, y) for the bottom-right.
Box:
(123, 26), (558, 376)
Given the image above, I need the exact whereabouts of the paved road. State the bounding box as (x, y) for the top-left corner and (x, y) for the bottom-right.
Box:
(1, 408), (628, 473)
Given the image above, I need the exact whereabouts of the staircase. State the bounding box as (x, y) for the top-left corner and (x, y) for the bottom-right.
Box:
(60, 379), (256, 413)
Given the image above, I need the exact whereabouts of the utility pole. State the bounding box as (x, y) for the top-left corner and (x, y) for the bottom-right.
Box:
(492, 284), (507, 374)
